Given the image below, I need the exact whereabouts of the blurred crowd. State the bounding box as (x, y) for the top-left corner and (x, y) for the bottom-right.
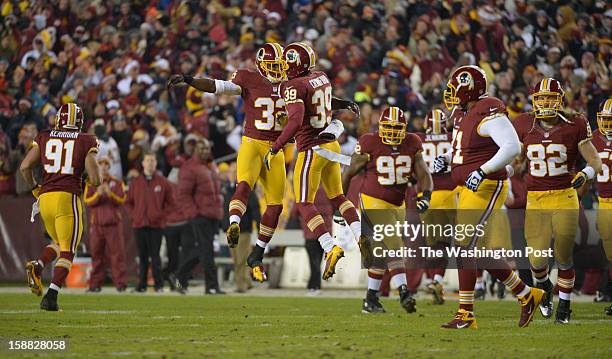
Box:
(0, 0), (611, 196)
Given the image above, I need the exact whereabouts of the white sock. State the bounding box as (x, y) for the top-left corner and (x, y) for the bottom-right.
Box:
(229, 215), (241, 225)
(535, 274), (549, 283)
(390, 273), (407, 288)
(517, 285), (530, 298)
(349, 221), (361, 239)
(255, 240), (268, 249)
(49, 283), (61, 292)
(318, 232), (334, 253)
(559, 291), (571, 301)
(368, 276), (382, 291)
(433, 274), (443, 283)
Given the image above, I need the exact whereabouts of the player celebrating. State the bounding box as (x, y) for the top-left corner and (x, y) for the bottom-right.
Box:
(435, 65), (544, 328)
(592, 98), (612, 316)
(514, 78), (602, 324)
(343, 106), (433, 313)
(418, 109), (454, 304)
(21, 103), (100, 311)
(168, 43), (290, 282)
(265, 42), (364, 280)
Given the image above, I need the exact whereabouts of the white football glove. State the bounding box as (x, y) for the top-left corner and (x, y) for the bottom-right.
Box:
(433, 155), (449, 174)
(465, 168), (486, 192)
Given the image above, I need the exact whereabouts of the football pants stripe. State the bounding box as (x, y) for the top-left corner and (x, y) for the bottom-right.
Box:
(300, 150), (312, 203)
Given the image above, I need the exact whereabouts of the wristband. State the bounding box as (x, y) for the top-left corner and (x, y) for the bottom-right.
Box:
(183, 74), (194, 85)
(581, 166), (595, 180)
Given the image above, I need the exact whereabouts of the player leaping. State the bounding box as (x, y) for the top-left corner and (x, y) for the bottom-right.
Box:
(434, 65), (544, 328)
(265, 42), (364, 280)
(21, 103), (101, 311)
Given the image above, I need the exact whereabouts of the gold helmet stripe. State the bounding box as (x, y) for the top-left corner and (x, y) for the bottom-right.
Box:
(604, 98), (612, 113)
(433, 110), (440, 134)
(296, 42), (316, 68)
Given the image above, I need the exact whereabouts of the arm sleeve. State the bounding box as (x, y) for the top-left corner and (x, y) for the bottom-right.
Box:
(478, 114), (522, 174)
(577, 115), (592, 145)
(214, 79), (242, 96)
(163, 179), (175, 211)
(109, 180), (127, 205)
(83, 183), (101, 206)
(272, 83), (305, 152)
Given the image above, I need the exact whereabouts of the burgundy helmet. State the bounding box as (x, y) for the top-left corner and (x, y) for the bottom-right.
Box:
(443, 65), (488, 110)
(379, 106), (407, 145)
(425, 109), (447, 134)
(54, 103), (84, 131)
(282, 42), (316, 79)
(256, 42), (285, 83)
(531, 77), (565, 121)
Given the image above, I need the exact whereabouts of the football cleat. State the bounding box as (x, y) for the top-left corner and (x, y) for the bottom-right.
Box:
(247, 246), (267, 283)
(226, 223), (240, 248)
(555, 299), (572, 324)
(25, 261), (43, 296)
(605, 305), (612, 316)
(398, 285), (417, 313)
(518, 287), (545, 328)
(322, 245), (344, 280)
(441, 309), (478, 329)
(426, 281), (445, 305)
(536, 280), (554, 319)
(40, 292), (58, 311)
(362, 291), (386, 314)
(358, 235), (373, 268)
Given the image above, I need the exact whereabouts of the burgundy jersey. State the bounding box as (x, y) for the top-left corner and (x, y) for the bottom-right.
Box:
(514, 112), (591, 191)
(231, 69), (285, 141)
(280, 71), (331, 151)
(450, 97), (509, 186)
(592, 130), (612, 198)
(35, 129), (99, 196)
(417, 132), (455, 191)
(357, 132), (423, 207)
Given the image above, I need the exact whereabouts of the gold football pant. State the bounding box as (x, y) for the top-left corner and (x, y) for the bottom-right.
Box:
(421, 189), (456, 246)
(293, 141), (343, 203)
(236, 136), (286, 205)
(599, 197), (612, 262)
(525, 188), (578, 268)
(455, 179), (508, 248)
(39, 191), (84, 253)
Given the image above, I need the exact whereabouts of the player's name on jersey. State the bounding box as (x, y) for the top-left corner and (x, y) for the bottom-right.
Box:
(308, 74), (330, 88)
(49, 130), (79, 139)
(424, 133), (449, 142)
(373, 246), (554, 260)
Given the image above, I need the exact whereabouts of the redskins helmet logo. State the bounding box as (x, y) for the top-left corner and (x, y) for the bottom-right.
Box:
(457, 71), (474, 90)
(256, 48), (266, 61)
(285, 49), (301, 65)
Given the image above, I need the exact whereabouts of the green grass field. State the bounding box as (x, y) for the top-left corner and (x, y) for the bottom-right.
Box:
(0, 293), (611, 358)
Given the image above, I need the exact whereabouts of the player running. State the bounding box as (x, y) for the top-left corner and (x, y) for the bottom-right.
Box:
(265, 42), (364, 280)
(592, 98), (612, 316)
(417, 109), (454, 305)
(21, 103), (100, 311)
(343, 106), (433, 313)
(434, 65), (544, 328)
(513, 78), (602, 324)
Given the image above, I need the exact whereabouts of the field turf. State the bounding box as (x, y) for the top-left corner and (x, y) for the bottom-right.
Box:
(0, 293), (611, 358)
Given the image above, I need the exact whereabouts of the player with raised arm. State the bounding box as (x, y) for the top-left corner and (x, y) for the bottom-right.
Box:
(514, 78), (603, 324)
(265, 42), (363, 280)
(591, 98), (612, 316)
(417, 109), (454, 304)
(342, 107), (433, 313)
(21, 103), (100, 311)
(168, 43), (289, 282)
(434, 65), (544, 328)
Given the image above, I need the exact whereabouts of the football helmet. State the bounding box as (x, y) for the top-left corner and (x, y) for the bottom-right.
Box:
(379, 107), (407, 145)
(54, 103), (84, 131)
(425, 109), (447, 134)
(597, 98), (612, 136)
(532, 78), (564, 121)
(282, 42), (316, 79)
(443, 65), (488, 110)
(256, 42), (286, 83)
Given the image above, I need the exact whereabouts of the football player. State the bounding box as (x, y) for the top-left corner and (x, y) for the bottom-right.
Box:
(592, 98), (612, 316)
(265, 42), (363, 280)
(514, 78), (602, 324)
(435, 65), (544, 328)
(21, 103), (101, 311)
(168, 43), (290, 282)
(342, 106), (433, 313)
(418, 109), (454, 305)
